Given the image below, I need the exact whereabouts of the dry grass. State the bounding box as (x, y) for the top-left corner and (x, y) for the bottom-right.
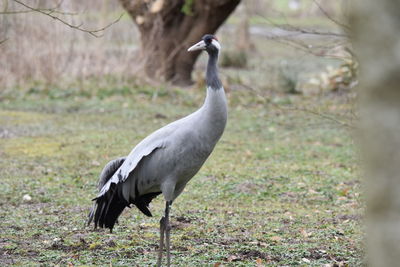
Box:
(0, 0), (140, 88)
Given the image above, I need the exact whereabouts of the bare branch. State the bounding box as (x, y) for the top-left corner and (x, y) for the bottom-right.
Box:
(0, 38), (9, 45)
(251, 10), (353, 61)
(237, 84), (355, 129)
(10, 0), (124, 38)
(313, 0), (351, 32)
(286, 107), (355, 129)
(0, 9), (77, 15)
(0, 0), (76, 15)
(277, 23), (348, 38)
(254, 13), (348, 38)
(0, 10), (35, 14)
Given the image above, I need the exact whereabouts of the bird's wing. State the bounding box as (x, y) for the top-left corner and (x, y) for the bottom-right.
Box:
(96, 138), (168, 198)
(95, 110), (194, 199)
(97, 157), (126, 191)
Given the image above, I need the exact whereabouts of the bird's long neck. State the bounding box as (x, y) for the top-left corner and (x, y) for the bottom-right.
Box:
(200, 50), (227, 143)
(206, 51), (222, 90)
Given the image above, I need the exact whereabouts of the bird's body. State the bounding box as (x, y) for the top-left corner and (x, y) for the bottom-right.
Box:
(130, 86), (227, 200)
(88, 34), (226, 266)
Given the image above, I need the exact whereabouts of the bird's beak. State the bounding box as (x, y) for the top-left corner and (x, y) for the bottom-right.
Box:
(187, 40), (206, 52)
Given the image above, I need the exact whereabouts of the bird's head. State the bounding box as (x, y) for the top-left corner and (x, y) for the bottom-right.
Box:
(187, 34), (221, 54)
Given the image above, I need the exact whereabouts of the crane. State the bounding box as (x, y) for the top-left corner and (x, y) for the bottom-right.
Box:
(87, 34), (227, 266)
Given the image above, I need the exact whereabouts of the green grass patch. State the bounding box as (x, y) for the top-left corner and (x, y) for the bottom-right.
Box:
(0, 83), (362, 266)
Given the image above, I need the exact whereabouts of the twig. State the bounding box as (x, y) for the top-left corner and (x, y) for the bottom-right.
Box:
(267, 99), (356, 129)
(251, 12), (353, 61)
(0, 10), (36, 14)
(313, 0), (351, 32)
(254, 14), (348, 39)
(276, 23), (348, 38)
(11, 0), (124, 38)
(284, 107), (355, 129)
(0, 9), (77, 15)
(239, 85), (355, 129)
(261, 34), (348, 60)
(0, 38), (9, 45)
(1, 0), (76, 15)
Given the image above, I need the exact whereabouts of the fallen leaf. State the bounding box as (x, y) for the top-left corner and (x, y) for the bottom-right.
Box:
(89, 242), (101, 250)
(270, 236), (282, 242)
(300, 229), (312, 238)
(227, 255), (239, 262)
(339, 188), (349, 196)
(259, 242), (268, 247)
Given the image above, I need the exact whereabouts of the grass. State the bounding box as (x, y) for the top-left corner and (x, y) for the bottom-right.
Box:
(0, 81), (362, 266)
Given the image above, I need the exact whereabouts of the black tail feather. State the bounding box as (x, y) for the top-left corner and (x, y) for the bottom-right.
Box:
(88, 189), (162, 232)
(87, 202), (96, 226)
(133, 192), (162, 217)
(87, 156), (162, 232)
(90, 183), (128, 232)
(132, 177), (161, 217)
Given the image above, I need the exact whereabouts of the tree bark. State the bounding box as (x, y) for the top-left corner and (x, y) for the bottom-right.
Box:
(350, 1), (400, 266)
(119, 0), (241, 85)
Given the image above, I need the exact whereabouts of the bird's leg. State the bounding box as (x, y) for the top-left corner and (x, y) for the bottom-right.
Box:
(157, 216), (166, 267)
(157, 201), (172, 267)
(165, 201), (172, 267)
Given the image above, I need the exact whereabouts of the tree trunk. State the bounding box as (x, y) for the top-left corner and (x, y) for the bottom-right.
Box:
(235, 0), (252, 52)
(350, 1), (400, 266)
(119, 0), (241, 86)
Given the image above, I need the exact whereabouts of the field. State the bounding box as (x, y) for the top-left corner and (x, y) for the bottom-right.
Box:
(0, 1), (362, 266)
(0, 85), (361, 266)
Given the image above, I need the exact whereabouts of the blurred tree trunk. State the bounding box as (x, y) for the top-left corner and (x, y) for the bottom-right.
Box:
(119, 0), (241, 85)
(235, 0), (252, 52)
(350, 1), (400, 266)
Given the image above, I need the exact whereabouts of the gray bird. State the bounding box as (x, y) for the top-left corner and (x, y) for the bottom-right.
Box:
(87, 34), (227, 266)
